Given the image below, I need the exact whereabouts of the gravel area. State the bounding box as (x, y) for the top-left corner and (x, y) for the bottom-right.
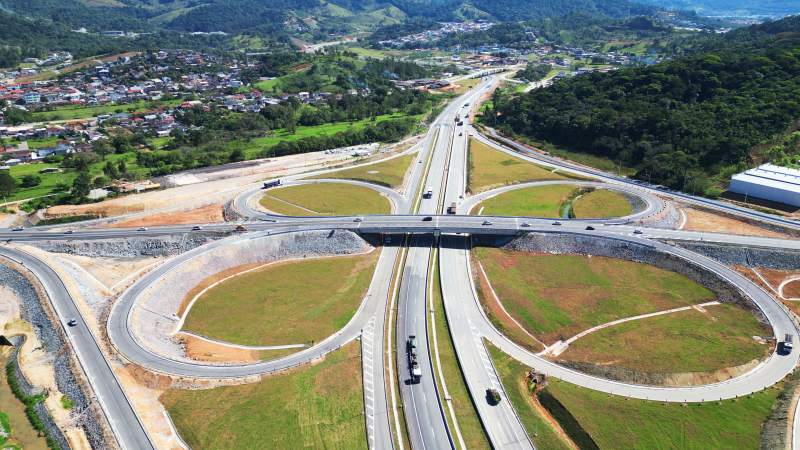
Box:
(504, 233), (765, 323)
(640, 201), (680, 229)
(673, 242), (800, 271)
(48, 256), (112, 318)
(133, 229), (371, 362)
(26, 235), (219, 259)
(0, 264), (64, 354)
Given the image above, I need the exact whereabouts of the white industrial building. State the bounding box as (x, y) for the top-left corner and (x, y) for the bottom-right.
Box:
(729, 163), (800, 207)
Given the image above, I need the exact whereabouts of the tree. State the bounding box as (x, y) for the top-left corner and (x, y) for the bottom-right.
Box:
(0, 171), (17, 197)
(20, 174), (41, 188)
(93, 139), (113, 161)
(118, 160), (127, 174)
(104, 161), (119, 180)
(72, 172), (92, 198)
(228, 148), (245, 163)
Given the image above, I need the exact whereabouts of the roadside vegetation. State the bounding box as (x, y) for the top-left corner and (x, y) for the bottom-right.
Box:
(312, 154), (414, 188)
(558, 304), (770, 373)
(471, 184), (576, 217)
(474, 250), (716, 345)
(489, 344), (784, 450)
(571, 189), (632, 219)
(182, 251), (378, 347)
(161, 342), (366, 450)
(430, 251), (491, 450)
(259, 183), (391, 216)
(466, 139), (588, 194)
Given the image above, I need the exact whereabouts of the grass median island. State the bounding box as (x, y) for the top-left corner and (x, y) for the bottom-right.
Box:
(161, 341), (367, 450)
(312, 153), (414, 188)
(259, 183), (392, 216)
(560, 304), (770, 373)
(475, 249), (717, 345)
(182, 251), (379, 347)
(571, 189), (632, 219)
(431, 253), (491, 450)
(489, 345), (783, 450)
(471, 184), (576, 217)
(467, 139), (590, 194)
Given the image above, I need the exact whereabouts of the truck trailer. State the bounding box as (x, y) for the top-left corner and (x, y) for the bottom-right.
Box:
(447, 202), (457, 214)
(407, 335), (422, 383)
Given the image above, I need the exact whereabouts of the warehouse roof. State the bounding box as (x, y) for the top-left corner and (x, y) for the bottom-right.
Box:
(732, 163), (800, 191)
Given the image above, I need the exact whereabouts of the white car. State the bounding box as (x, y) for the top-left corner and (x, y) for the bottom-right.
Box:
(354, 217), (363, 222)
(192, 226), (202, 230)
(482, 220), (492, 226)
(634, 229), (643, 234)
(12, 227), (24, 231)
(138, 227), (147, 231)
(552, 221), (562, 226)
(521, 222), (531, 227)
(64, 230), (74, 234)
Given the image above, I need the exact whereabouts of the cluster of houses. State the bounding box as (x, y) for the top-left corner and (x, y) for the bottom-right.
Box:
(379, 21), (493, 48)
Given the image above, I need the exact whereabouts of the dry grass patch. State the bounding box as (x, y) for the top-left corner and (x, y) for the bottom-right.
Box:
(784, 279), (800, 298)
(182, 251), (379, 347)
(571, 189), (632, 219)
(260, 182), (391, 216)
(559, 304), (770, 373)
(682, 208), (791, 238)
(475, 249), (717, 345)
(160, 342), (366, 450)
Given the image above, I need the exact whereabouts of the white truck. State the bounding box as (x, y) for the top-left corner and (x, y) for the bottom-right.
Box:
(425, 187), (433, 198)
(784, 334), (794, 353)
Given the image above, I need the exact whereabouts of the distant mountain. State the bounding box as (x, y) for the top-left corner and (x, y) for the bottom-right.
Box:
(636, 0), (800, 18)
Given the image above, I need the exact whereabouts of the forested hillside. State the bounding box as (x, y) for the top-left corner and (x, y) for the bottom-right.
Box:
(637, 0), (800, 17)
(487, 15), (800, 194)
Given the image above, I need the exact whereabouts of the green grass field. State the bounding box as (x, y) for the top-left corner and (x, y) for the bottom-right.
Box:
(312, 154), (414, 188)
(29, 99), (182, 121)
(431, 252), (491, 450)
(488, 345), (577, 450)
(475, 250), (717, 345)
(546, 146), (638, 177)
(559, 304), (770, 373)
(183, 252), (378, 347)
(571, 189), (632, 219)
(490, 345), (783, 450)
(161, 341), (366, 450)
(467, 139), (582, 194)
(259, 182), (391, 216)
(472, 184), (577, 218)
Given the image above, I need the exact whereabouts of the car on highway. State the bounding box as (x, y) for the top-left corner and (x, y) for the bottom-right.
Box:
(422, 216), (433, 221)
(12, 227), (24, 231)
(521, 222), (531, 227)
(192, 226), (202, 230)
(385, 237), (391, 244)
(419, 159), (423, 163)
(552, 221), (561, 226)
(585, 226), (595, 230)
(67, 318), (77, 327)
(459, 132), (463, 136)
(482, 220), (493, 225)
(354, 217), (363, 222)
(64, 230), (74, 234)
(633, 229), (643, 234)
(138, 227), (147, 231)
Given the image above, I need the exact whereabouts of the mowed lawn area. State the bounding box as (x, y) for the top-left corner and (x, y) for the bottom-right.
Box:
(559, 304), (770, 372)
(475, 249), (717, 345)
(467, 139), (589, 193)
(161, 342), (366, 450)
(183, 251), (379, 347)
(572, 189), (632, 219)
(313, 153), (414, 187)
(489, 345), (782, 450)
(259, 183), (391, 216)
(472, 184), (577, 217)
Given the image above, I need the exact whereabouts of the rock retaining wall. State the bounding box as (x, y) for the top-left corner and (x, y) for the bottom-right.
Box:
(26, 235), (219, 259)
(673, 242), (800, 271)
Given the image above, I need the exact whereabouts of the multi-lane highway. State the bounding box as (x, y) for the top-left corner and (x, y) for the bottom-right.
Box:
(3, 72), (800, 450)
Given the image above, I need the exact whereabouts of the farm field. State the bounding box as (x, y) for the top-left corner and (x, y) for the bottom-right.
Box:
(182, 251), (379, 347)
(312, 153), (414, 188)
(571, 189), (632, 219)
(161, 342), (366, 450)
(259, 182), (391, 216)
(467, 139), (587, 193)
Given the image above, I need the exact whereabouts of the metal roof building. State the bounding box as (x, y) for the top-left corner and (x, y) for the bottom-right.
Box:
(729, 163), (800, 207)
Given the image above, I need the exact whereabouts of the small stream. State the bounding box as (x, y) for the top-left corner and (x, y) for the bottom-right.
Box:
(0, 353), (49, 450)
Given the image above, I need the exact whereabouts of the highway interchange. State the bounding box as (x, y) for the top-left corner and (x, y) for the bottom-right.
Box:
(2, 74), (800, 449)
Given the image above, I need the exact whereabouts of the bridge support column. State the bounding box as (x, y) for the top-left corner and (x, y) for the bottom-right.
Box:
(433, 229), (440, 245)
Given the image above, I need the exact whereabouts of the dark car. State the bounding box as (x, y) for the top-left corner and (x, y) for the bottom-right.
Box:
(585, 226), (595, 231)
(422, 216), (433, 221)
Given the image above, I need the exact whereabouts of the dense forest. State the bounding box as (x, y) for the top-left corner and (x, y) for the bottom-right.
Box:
(487, 15), (800, 195)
